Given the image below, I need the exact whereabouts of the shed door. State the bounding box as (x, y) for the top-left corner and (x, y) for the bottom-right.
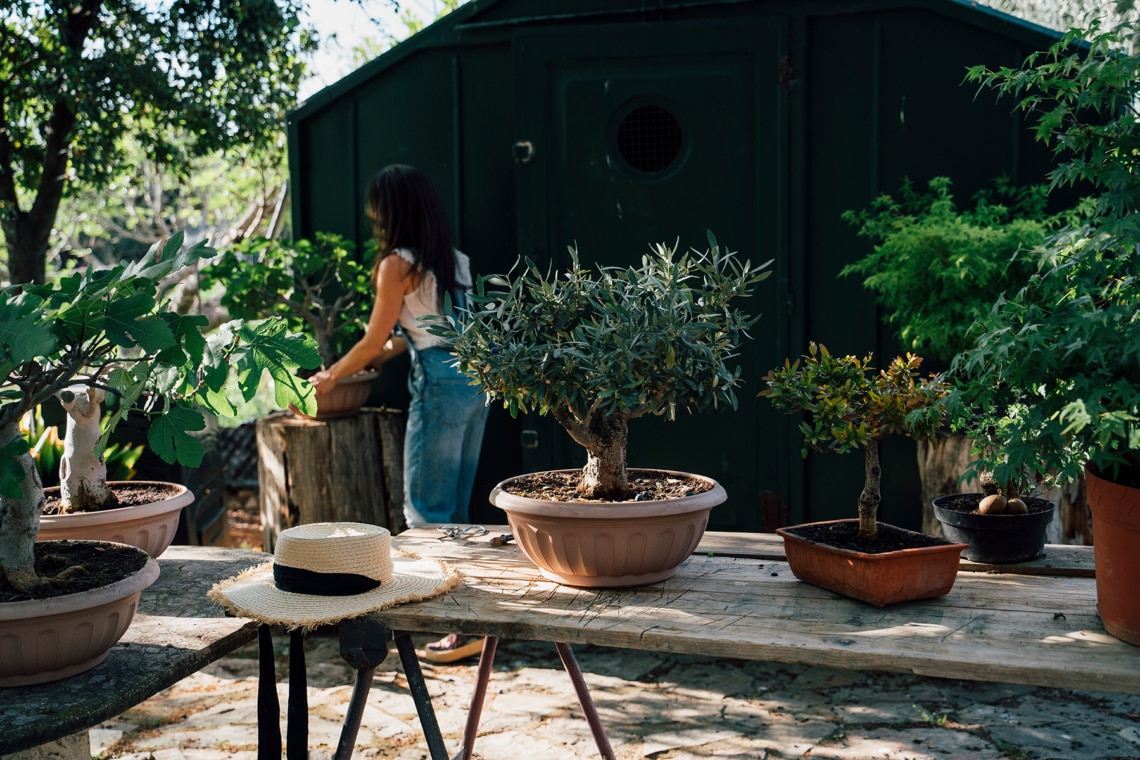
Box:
(513, 20), (791, 531)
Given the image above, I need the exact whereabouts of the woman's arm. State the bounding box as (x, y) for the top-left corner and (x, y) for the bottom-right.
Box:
(310, 255), (411, 393)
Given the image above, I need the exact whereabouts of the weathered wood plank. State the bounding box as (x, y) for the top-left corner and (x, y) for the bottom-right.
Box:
(383, 528), (1137, 696)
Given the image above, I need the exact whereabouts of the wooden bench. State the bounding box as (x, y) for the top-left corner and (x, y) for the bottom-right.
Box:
(361, 525), (1136, 760)
(0, 546), (266, 758)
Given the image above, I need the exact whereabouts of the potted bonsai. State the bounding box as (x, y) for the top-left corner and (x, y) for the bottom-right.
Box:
(429, 232), (772, 587)
(0, 233), (319, 685)
(840, 175), (1072, 536)
(953, 18), (1140, 644)
(760, 343), (967, 606)
(200, 232), (376, 419)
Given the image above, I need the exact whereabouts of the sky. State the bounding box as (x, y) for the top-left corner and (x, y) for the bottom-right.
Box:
(299, 0), (446, 100)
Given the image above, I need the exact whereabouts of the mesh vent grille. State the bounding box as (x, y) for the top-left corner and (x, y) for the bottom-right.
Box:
(616, 105), (683, 173)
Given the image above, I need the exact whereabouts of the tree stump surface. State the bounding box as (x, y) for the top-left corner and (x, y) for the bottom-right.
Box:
(256, 408), (406, 552)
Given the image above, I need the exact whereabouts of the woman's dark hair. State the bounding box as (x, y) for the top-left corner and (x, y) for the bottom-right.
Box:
(367, 164), (457, 305)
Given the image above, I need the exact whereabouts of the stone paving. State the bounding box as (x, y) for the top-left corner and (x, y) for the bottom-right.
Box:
(91, 632), (1140, 760)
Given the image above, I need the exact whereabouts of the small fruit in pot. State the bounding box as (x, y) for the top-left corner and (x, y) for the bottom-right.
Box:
(978, 493), (1008, 514)
(1006, 497), (1028, 515)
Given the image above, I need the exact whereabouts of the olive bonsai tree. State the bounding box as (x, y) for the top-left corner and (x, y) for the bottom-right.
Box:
(761, 343), (948, 540)
(431, 232), (772, 501)
(0, 234), (320, 594)
(200, 232), (373, 370)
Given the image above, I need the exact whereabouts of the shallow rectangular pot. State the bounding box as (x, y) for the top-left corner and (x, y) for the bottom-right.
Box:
(776, 519), (968, 607)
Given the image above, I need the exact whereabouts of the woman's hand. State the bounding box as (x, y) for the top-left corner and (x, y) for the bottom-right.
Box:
(309, 369), (337, 395)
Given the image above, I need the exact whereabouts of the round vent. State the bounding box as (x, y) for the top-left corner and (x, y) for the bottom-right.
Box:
(615, 105), (684, 174)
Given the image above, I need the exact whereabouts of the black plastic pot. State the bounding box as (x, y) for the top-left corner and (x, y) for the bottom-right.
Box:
(932, 493), (1054, 564)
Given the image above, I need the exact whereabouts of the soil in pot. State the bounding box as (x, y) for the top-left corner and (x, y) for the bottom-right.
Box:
(784, 521), (948, 553)
(502, 469), (711, 501)
(0, 541), (149, 603)
(42, 481), (183, 515)
(933, 493), (1054, 564)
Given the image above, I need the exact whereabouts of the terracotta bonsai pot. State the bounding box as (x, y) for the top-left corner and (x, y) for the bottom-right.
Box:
(1085, 465), (1140, 646)
(932, 493), (1054, 564)
(776, 519), (968, 606)
(490, 469), (726, 588)
(0, 542), (160, 686)
(37, 481), (193, 559)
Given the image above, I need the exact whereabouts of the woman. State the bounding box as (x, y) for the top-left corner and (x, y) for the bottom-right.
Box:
(310, 164), (488, 662)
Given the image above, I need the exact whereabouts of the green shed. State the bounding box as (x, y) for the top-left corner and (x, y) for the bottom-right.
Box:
(287, 0), (1061, 532)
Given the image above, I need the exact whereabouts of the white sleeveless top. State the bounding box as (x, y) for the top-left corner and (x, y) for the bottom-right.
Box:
(394, 248), (473, 351)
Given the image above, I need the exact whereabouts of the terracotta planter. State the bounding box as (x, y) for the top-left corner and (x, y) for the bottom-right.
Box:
(776, 519), (968, 606)
(0, 542), (160, 686)
(37, 481), (192, 559)
(490, 469), (726, 588)
(1085, 465), (1140, 646)
(295, 370), (378, 420)
(932, 493), (1054, 564)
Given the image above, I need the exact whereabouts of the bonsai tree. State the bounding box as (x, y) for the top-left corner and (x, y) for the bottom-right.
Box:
(761, 343), (948, 540)
(430, 232), (772, 501)
(199, 232), (373, 370)
(952, 18), (1140, 487)
(0, 234), (320, 594)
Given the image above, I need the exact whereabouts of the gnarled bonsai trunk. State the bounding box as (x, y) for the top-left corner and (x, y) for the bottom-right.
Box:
(553, 408), (630, 500)
(58, 386), (118, 512)
(0, 420), (45, 592)
(858, 441), (882, 539)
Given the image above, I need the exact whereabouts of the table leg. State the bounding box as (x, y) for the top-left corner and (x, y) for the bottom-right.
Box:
(257, 625), (282, 760)
(335, 619), (390, 760)
(394, 632), (450, 760)
(555, 642), (616, 760)
(452, 636), (500, 760)
(287, 630), (308, 760)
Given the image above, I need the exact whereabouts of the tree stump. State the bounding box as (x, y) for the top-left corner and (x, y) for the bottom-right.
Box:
(256, 407), (406, 552)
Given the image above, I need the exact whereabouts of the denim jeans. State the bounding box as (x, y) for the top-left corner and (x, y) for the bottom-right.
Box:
(403, 346), (489, 527)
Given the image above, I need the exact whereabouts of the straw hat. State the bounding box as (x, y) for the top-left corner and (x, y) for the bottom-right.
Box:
(209, 522), (458, 631)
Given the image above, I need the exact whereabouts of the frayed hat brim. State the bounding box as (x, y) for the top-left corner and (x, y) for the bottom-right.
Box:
(209, 551), (459, 632)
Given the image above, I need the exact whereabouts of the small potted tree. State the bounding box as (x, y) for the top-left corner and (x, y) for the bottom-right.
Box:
(955, 18), (1140, 644)
(761, 343), (967, 606)
(430, 232), (772, 587)
(200, 232), (376, 418)
(0, 234), (319, 685)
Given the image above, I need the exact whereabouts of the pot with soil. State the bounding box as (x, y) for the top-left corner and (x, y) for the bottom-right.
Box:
(763, 344), (967, 605)
(38, 481), (193, 558)
(932, 492), (1054, 564)
(429, 232), (772, 587)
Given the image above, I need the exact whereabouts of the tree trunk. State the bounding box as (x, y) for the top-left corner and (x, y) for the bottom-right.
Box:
(857, 441), (881, 540)
(0, 421), (45, 592)
(554, 409), (629, 500)
(58, 386), (117, 512)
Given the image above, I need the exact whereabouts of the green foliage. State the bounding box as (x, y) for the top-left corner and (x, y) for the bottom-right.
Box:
(953, 19), (1140, 485)
(200, 233), (373, 369)
(841, 176), (1074, 364)
(0, 233), (321, 498)
(433, 233), (772, 426)
(761, 343), (948, 459)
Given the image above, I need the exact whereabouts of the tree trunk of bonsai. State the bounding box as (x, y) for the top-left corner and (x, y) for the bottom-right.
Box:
(858, 441), (882, 540)
(553, 409), (630, 500)
(0, 420), (45, 592)
(58, 386), (118, 512)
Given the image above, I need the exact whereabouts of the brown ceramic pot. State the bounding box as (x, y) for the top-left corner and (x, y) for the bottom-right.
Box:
(490, 469), (726, 588)
(299, 370), (378, 420)
(1085, 465), (1140, 646)
(776, 519), (968, 606)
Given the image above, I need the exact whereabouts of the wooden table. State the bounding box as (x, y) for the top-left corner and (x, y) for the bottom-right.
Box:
(366, 525), (1139, 760)
(0, 546), (266, 757)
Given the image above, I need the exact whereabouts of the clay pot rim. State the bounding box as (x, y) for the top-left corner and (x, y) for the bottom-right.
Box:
(38, 481), (191, 527)
(0, 541), (159, 619)
(490, 468), (727, 518)
(777, 519), (968, 560)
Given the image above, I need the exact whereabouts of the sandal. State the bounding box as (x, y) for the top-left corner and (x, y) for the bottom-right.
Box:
(422, 633), (484, 663)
